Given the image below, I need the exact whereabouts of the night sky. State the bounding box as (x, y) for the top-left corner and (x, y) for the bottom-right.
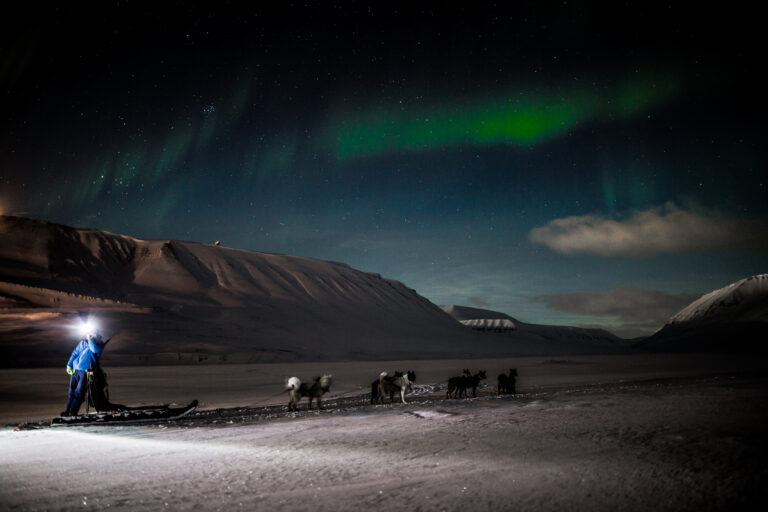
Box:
(2, 3), (766, 337)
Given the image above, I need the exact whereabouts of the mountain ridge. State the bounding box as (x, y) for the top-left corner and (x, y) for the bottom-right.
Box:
(1, 215), (472, 365)
(440, 304), (628, 351)
(636, 274), (768, 352)
(1, 216), (645, 366)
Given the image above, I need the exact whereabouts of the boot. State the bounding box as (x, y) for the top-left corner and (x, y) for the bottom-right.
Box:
(60, 410), (71, 417)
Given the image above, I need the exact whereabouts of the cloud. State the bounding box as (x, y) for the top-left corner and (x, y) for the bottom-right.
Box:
(534, 287), (698, 338)
(529, 205), (768, 257)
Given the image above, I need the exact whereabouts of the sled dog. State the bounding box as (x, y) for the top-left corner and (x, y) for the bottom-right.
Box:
(447, 370), (487, 398)
(445, 368), (470, 399)
(371, 371), (402, 404)
(286, 374), (333, 410)
(372, 370), (415, 404)
(497, 368), (518, 394)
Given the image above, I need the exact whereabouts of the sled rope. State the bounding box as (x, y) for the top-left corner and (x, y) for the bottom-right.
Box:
(243, 384), (370, 409)
(242, 388), (291, 408)
(326, 386), (369, 400)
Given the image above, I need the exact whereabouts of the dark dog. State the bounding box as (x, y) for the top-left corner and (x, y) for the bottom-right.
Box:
(497, 368), (518, 394)
(372, 371), (416, 404)
(446, 370), (487, 398)
(371, 371), (402, 404)
(445, 369), (470, 399)
(286, 374), (333, 410)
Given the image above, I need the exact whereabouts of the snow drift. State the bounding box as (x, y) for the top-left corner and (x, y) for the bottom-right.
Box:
(636, 274), (768, 352)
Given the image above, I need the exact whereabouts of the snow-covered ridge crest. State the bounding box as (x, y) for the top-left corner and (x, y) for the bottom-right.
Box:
(0, 215), (432, 309)
(1, 215), (483, 365)
(667, 274), (768, 325)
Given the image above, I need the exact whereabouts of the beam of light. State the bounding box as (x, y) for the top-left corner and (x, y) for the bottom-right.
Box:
(326, 75), (679, 160)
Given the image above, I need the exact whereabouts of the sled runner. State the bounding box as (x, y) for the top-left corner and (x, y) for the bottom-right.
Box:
(51, 400), (198, 426)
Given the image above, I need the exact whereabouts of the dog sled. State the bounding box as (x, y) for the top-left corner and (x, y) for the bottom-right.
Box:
(51, 400), (199, 426)
(52, 361), (198, 426)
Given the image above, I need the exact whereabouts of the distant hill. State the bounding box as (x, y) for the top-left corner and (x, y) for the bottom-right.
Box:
(440, 305), (517, 322)
(0, 216), (479, 366)
(440, 305), (628, 354)
(635, 274), (768, 352)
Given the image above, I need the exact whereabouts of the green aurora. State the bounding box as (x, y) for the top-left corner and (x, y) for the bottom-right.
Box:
(329, 75), (679, 160)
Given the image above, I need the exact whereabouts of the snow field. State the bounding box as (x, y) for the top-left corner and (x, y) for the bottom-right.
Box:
(2, 374), (766, 511)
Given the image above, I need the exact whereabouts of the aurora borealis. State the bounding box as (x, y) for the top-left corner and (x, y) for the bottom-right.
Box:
(2, 3), (766, 337)
(330, 75), (679, 159)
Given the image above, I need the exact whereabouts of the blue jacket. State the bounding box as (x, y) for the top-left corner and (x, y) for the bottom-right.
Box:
(67, 335), (106, 371)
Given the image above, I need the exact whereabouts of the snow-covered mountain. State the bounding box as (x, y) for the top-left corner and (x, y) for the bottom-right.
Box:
(440, 305), (514, 322)
(636, 274), (768, 352)
(0, 215), (477, 366)
(440, 305), (628, 353)
(1, 216), (634, 366)
(667, 274), (768, 325)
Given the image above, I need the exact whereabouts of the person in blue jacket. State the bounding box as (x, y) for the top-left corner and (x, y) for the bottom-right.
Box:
(61, 329), (106, 417)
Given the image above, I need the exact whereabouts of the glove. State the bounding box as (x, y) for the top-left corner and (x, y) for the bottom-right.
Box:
(66, 366), (75, 376)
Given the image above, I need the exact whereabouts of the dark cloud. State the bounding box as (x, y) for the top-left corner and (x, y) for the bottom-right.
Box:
(534, 287), (699, 338)
(529, 205), (768, 257)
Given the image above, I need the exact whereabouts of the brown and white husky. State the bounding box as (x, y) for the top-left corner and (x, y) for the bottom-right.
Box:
(372, 370), (416, 404)
(285, 374), (333, 411)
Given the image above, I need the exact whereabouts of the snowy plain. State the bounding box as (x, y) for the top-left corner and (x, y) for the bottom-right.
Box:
(1, 354), (766, 511)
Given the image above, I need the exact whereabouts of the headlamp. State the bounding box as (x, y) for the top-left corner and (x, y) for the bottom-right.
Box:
(76, 317), (98, 337)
